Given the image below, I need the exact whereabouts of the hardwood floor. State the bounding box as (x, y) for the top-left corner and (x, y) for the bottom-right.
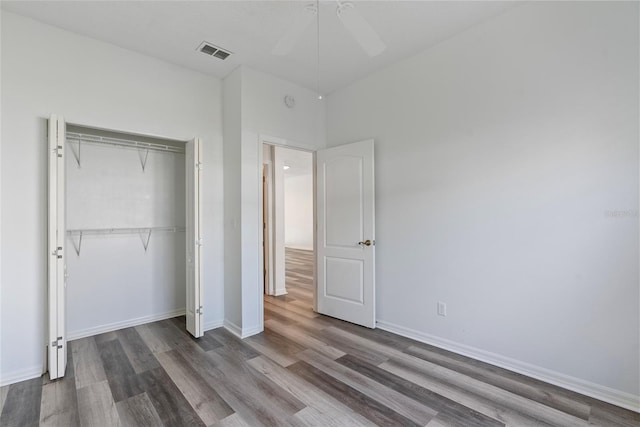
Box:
(1, 248), (638, 426)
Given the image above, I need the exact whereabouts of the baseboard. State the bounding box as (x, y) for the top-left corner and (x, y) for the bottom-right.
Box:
(0, 365), (43, 387)
(376, 320), (640, 413)
(205, 319), (224, 331)
(223, 320), (243, 338)
(241, 324), (264, 338)
(223, 320), (263, 339)
(67, 308), (186, 341)
(273, 289), (288, 296)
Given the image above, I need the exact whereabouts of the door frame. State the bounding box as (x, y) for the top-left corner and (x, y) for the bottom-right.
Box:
(47, 115), (202, 379)
(262, 162), (274, 295)
(257, 135), (317, 325)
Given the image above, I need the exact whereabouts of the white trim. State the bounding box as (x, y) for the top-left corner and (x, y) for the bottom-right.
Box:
(205, 319), (224, 331)
(67, 309), (186, 341)
(223, 320), (263, 339)
(272, 146), (287, 297)
(241, 324), (264, 338)
(312, 151), (318, 312)
(376, 319), (640, 413)
(273, 289), (289, 297)
(261, 159), (275, 295)
(259, 134), (316, 153)
(0, 366), (43, 387)
(223, 320), (243, 338)
(257, 138), (266, 334)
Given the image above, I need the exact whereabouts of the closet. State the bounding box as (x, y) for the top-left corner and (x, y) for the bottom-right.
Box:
(47, 115), (203, 380)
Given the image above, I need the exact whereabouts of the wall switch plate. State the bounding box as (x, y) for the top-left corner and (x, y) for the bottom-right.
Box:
(437, 301), (447, 317)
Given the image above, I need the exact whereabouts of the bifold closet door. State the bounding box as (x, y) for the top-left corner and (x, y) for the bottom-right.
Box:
(48, 114), (67, 379)
(185, 138), (203, 337)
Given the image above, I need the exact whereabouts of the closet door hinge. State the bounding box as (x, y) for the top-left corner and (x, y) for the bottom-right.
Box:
(51, 336), (63, 349)
(196, 162), (203, 171)
(52, 246), (63, 259)
(196, 238), (203, 247)
(196, 306), (203, 315)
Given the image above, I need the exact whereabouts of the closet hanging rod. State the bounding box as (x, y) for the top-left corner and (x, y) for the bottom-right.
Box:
(67, 226), (185, 236)
(67, 226), (185, 255)
(66, 132), (185, 154)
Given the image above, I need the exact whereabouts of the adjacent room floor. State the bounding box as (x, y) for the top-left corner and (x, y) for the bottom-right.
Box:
(1, 249), (637, 426)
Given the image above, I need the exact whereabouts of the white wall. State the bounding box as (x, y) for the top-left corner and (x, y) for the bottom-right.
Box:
(223, 67), (242, 329)
(0, 12), (225, 384)
(242, 67), (326, 150)
(285, 175), (314, 251)
(240, 67), (326, 333)
(222, 66), (325, 336)
(327, 2), (639, 408)
(65, 136), (185, 338)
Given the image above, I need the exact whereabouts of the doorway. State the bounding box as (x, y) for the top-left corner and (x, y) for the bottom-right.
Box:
(47, 116), (203, 380)
(256, 136), (376, 334)
(262, 143), (315, 318)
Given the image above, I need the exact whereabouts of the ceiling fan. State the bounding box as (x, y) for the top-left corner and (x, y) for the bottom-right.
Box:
(273, 1), (386, 57)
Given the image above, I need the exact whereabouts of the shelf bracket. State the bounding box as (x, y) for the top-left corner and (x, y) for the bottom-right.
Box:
(70, 232), (83, 256)
(139, 229), (152, 251)
(68, 140), (81, 167)
(138, 149), (150, 172)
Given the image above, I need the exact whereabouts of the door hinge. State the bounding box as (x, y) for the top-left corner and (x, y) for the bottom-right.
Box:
(196, 306), (203, 315)
(196, 162), (203, 171)
(52, 246), (63, 259)
(51, 336), (63, 349)
(196, 238), (203, 246)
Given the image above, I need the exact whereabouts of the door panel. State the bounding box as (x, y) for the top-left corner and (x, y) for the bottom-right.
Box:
(186, 138), (203, 337)
(316, 139), (375, 328)
(325, 156), (363, 247)
(48, 114), (67, 379)
(325, 257), (364, 303)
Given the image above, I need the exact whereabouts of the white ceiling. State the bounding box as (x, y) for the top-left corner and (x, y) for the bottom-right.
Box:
(1, 1), (518, 94)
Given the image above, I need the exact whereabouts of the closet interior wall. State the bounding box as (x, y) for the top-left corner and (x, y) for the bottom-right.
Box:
(65, 125), (186, 339)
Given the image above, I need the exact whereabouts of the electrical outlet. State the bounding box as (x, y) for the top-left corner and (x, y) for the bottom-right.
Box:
(437, 301), (447, 317)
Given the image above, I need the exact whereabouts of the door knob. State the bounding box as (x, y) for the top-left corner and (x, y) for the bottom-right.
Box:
(358, 240), (372, 247)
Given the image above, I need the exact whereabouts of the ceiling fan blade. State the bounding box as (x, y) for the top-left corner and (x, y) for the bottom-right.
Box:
(337, 2), (386, 57)
(272, 4), (317, 56)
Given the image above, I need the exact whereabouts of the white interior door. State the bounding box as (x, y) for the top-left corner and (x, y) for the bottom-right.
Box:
(185, 138), (203, 337)
(48, 114), (67, 379)
(316, 139), (375, 328)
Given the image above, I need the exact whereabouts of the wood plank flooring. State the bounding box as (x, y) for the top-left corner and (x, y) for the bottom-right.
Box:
(1, 248), (638, 426)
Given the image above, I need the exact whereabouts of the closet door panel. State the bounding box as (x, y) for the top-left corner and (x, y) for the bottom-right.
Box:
(185, 138), (203, 337)
(48, 114), (67, 379)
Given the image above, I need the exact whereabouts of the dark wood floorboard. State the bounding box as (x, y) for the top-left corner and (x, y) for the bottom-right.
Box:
(1, 377), (42, 426)
(337, 353), (504, 427)
(116, 392), (163, 426)
(289, 360), (421, 427)
(115, 327), (161, 374)
(1, 248), (638, 426)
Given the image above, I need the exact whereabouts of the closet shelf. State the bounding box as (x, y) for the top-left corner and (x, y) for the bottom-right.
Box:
(66, 131), (185, 170)
(67, 226), (185, 255)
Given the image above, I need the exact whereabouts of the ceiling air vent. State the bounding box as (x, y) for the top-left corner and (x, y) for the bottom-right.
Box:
(197, 42), (232, 60)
